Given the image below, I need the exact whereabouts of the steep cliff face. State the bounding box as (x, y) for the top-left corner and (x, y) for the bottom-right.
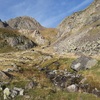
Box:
(53, 0), (100, 55)
(7, 16), (44, 30)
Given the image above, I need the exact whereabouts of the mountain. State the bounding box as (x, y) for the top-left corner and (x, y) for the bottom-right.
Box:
(0, 0), (100, 100)
(53, 0), (100, 55)
(7, 16), (44, 30)
(0, 16), (51, 52)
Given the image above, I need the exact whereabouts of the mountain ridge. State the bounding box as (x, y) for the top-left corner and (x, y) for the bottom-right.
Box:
(53, 0), (100, 55)
(7, 16), (44, 30)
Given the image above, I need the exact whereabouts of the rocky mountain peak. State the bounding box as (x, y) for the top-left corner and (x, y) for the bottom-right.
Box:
(7, 16), (44, 30)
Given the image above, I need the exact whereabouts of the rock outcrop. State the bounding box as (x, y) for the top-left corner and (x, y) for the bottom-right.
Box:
(0, 28), (37, 50)
(7, 16), (49, 47)
(71, 55), (98, 71)
(53, 0), (100, 55)
(18, 29), (49, 46)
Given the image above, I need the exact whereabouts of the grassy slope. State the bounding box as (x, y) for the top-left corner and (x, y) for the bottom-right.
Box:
(40, 28), (58, 44)
(0, 50), (100, 99)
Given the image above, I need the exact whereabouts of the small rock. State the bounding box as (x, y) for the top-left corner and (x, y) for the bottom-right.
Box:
(3, 88), (11, 100)
(11, 90), (18, 98)
(67, 84), (78, 92)
(19, 89), (24, 96)
(13, 87), (24, 96)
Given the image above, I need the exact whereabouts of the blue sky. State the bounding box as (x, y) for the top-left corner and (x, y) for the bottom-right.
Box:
(0, 0), (94, 27)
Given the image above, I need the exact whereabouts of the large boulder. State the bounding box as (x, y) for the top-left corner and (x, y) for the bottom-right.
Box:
(71, 55), (98, 71)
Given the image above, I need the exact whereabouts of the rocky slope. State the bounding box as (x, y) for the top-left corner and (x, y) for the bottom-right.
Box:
(53, 0), (100, 55)
(0, 28), (37, 52)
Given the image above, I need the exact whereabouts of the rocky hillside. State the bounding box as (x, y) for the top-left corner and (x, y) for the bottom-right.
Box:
(0, 16), (55, 52)
(53, 0), (100, 55)
(7, 16), (44, 30)
(0, 28), (37, 53)
(7, 16), (55, 47)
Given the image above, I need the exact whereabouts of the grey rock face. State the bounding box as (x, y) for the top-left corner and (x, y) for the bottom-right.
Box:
(53, 0), (100, 55)
(71, 55), (97, 71)
(18, 29), (49, 46)
(0, 32), (37, 50)
(7, 16), (44, 30)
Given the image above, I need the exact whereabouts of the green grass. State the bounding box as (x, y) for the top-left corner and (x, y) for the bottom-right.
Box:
(0, 52), (100, 100)
(10, 89), (100, 100)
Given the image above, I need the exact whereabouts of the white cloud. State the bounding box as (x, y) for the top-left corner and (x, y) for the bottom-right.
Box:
(41, 0), (94, 27)
(67, 0), (94, 13)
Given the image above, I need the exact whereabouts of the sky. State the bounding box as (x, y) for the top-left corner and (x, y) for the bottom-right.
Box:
(0, 0), (94, 28)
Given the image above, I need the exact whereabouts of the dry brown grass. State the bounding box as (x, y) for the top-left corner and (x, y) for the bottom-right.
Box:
(40, 28), (58, 43)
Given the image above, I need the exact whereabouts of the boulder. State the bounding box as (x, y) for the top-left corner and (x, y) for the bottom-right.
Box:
(71, 55), (98, 71)
(3, 88), (11, 99)
(13, 87), (24, 96)
(19, 89), (24, 96)
(67, 84), (78, 92)
(10, 90), (18, 98)
(92, 88), (100, 97)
